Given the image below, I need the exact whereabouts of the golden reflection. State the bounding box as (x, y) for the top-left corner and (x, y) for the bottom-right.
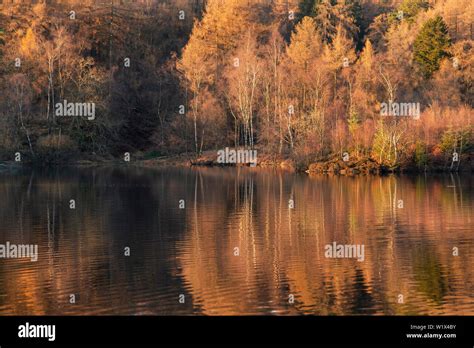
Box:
(0, 168), (472, 315)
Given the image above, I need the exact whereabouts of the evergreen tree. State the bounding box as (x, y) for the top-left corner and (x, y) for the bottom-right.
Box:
(346, 0), (362, 29)
(413, 16), (451, 78)
(299, 0), (319, 17)
(398, 0), (430, 21)
(389, 0), (430, 24)
(314, 0), (336, 43)
(308, 0), (360, 44)
(346, 0), (364, 48)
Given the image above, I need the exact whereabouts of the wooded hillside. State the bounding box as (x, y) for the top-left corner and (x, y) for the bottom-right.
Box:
(0, 0), (472, 171)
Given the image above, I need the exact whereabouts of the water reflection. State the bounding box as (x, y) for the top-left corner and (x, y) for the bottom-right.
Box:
(0, 167), (472, 315)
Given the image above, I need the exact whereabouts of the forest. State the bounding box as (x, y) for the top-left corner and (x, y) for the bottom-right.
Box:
(0, 0), (472, 172)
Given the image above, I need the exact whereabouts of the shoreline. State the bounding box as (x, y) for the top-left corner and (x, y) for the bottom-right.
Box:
(1, 150), (472, 175)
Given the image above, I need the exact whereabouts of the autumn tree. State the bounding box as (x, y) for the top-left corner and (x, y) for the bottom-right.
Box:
(287, 16), (323, 71)
(323, 25), (356, 99)
(225, 33), (262, 149)
(286, 16), (329, 154)
(180, 0), (266, 154)
(259, 30), (288, 153)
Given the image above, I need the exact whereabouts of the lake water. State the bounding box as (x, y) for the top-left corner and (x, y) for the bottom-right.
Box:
(0, 166), (472, 315)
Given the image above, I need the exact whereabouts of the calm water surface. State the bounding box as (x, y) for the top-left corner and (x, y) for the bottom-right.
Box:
(0, 167), (472, 315)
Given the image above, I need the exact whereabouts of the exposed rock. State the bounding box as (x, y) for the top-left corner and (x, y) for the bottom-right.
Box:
(307, 157), (395, 176)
